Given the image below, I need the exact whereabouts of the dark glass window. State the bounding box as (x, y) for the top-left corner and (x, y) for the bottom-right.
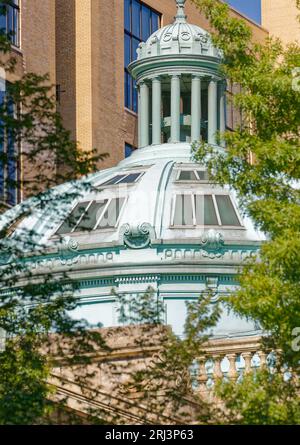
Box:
(0, 0), (19, 47)
(215, 195), (241, 226)
(125, 143), (135, 158)
(124, 0), (160, 112)
(100, 171), (143, 186)
(101, 174), (128, 186)
(0, 81), (19, 207)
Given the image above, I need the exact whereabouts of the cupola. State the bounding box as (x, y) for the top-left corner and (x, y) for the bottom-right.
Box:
(129, 0), (226, 148)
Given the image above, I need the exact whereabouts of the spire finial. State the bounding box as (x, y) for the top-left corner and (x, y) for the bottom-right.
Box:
(175, 0), (187, 23)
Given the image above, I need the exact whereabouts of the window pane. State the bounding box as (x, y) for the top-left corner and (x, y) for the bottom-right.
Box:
(117, 172), (141, 183)
(125, 143), (133, 158)
(141, 5), (151, 42)
(132, 0), (140, 39)
(56, 202), (90, 235)
(196, 170), (209, 181)
(124, 71), (131, 109)
(173, 195), (193, 226)
(124, 33), (131, 67)
(204, 195), (218, 225)
(124, 0), (131, 33)
(216, 195), (240, 226)
(97, 198), (125, 229)
(74, 200), (108, 232)
(151, 12), (159, 33)
(178, 170), (198, 181)
(195, 195), (218, 225)
(101, 174), (128, 186)
(0, 6), (6, 33)
(131, 36), (140, 62)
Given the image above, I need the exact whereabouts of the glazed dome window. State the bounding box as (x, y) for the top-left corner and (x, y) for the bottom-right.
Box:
(176, 170), (209, 182)
(172, 194), (242, 227)
(56, 198), (126, 235)
(100, 172), (144, 186)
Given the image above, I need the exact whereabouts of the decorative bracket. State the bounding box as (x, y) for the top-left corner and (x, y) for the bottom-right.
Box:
(119, 222), (156, 249)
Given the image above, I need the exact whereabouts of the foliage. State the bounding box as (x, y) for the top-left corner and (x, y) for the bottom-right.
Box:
(118, 291), (222, 424)
(190, 0), (300, 423)
(0, 10), (109, 424)
(116, 286), (165, 325)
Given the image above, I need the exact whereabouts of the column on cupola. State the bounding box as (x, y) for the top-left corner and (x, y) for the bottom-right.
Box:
(219, 81), (226, 147)
(152, 76), (161, 145)
(191, 75), (202, 142)
(208, 77), (218, 145)
(140, 80), (149, 147)
(138, 86), (142, 148)
(171, 74), (181, 143)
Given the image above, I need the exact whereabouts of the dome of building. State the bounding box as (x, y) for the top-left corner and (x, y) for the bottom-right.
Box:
(137, 0), (220, 60)
(0, 0), (264, 339)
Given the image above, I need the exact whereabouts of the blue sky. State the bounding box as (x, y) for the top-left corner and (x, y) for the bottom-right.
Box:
(224, 0), (261, 24)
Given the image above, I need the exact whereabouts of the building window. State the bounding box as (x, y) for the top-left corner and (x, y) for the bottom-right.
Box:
(0, 79), (19, 207)
(125, 142), (136, 158)
(0, 0), (20, 47)
(176, 170), (210, 182)
(56, 198), (126, 235)
(99, 171), (144, 186)
(172, 194), (242, 227)
(124, 0), (160, 112)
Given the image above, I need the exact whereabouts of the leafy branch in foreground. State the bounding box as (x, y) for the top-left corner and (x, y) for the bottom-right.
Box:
(190, 0), (300, 423)
(0, 22), (110, 423)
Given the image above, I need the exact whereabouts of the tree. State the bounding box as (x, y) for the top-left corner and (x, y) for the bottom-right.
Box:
(0, 3), (110, 424)
(116, 0), (300, 425)
(189, 0), (300, 423)
(117, 290), (222, 424)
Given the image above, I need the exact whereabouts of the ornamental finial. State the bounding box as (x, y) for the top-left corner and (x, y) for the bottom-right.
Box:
(175, 0), (187, 23)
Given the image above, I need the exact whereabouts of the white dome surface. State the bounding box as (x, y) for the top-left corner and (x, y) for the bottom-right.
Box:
(2, 143), (264, 339)
(137, 1), (220, 60)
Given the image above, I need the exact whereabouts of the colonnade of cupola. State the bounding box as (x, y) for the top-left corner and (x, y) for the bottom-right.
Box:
(129, 0), (226, 149)
(137, 73), (226, 148)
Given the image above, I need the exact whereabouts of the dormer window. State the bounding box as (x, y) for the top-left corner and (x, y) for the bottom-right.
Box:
(177, 170), (209, 182)
(100, 172), (144, 186)
(56, 198), (126, 235)
(172, 193), (242, 227)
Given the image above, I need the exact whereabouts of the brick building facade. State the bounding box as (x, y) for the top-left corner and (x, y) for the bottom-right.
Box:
(0, 0), (269, 204)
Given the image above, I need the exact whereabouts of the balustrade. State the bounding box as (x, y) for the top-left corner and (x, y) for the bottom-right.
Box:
(191, 337), (281, 393)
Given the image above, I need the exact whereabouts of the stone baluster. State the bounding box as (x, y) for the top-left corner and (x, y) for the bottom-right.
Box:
(243, 352), (253, 374)
(197, 360), (209, 393)
(258, 351), (267, 369)
(227, 353), (238, 380)
(212, 355), (223, 380)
